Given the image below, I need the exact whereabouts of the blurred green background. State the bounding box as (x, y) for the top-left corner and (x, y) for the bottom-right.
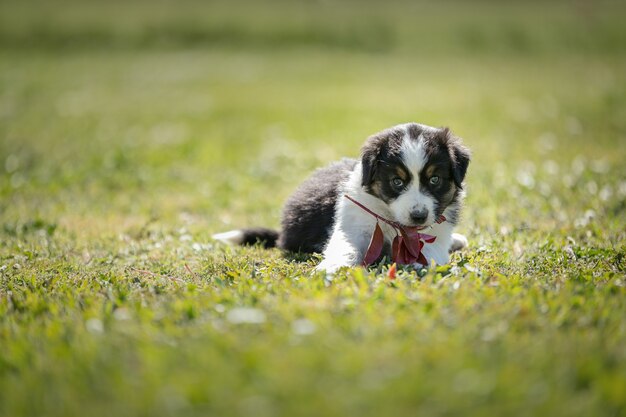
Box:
(1, 1), (625, 416)
(1, 0), (625, 233)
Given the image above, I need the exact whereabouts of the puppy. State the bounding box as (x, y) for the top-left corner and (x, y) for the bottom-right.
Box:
(213, 122), (470, 273)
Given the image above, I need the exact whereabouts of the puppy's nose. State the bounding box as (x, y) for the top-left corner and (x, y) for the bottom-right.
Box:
(410, 208), (429, 224)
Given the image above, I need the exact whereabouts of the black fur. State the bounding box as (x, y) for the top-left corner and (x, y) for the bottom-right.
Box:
(419, 127), (471, 224)
(360, 124), (470, 223)
(417, 128), (461, 222)
(278, 159), (356, 253)
(360, 126), (409, 203)
(240, 228), (280, 248)
(227, 123), (470, 254)
(239, 159), (356, 253)
(451, 143), (471, 189)
(360, 126), (405, 190)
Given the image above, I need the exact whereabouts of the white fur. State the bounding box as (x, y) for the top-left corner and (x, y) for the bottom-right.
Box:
(316, 164), (394, 273)
(316, 162), (461, 274)
(213, 122), (467, 275)
(317, 125), (463, 274)
(450, 233), (468, 252)
(388, 132), (438, 226)
(212, 230), (244, 245)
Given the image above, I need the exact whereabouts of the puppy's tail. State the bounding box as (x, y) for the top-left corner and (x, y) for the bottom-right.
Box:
(212, 227), (280, 249)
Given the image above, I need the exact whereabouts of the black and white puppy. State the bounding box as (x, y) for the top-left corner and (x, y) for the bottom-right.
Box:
(213, 122), (470, 273)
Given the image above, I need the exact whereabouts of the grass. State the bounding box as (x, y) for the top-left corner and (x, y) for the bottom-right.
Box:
(1, 1), (626, 416)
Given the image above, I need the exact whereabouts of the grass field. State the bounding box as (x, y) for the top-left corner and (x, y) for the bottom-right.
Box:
(1, 1), (626, 416)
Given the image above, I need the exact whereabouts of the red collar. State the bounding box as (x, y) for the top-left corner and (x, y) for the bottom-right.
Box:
(344, 195), (446, 266)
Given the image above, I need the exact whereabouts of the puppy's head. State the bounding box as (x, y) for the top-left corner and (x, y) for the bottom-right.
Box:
(361, 123), (470, 227)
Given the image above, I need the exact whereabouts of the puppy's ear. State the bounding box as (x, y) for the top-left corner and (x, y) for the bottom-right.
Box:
(450, 141), (471, 189)
(361, 127), (403, 187)
(361, 142), (379, 187)
(360, 133), (389, 187)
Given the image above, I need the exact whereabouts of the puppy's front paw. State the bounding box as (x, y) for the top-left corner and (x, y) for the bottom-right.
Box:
(315, 255), (358, 279)
(315, 260), (343, 275)
(449, 233), (468, 253)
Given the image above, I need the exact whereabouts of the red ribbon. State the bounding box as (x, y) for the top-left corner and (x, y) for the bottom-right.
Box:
(344, 195), (445, 267)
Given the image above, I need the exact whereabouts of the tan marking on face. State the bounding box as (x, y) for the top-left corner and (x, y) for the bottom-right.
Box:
(425, 165), (438, 178)
(371, 181), (383, 198)
(395, 166), (409, 181)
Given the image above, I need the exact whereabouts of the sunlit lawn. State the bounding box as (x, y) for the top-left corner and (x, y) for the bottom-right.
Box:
(1, 1), (626, 416)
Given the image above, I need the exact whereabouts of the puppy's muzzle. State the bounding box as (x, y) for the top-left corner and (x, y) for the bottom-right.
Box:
(409, 207), (429, 225)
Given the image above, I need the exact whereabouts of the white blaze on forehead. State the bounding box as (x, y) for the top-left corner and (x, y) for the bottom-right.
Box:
(388, 128), (436, 226)
(399, 132), (427, 176)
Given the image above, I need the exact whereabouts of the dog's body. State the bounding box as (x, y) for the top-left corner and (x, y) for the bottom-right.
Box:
(213, 123), (470, 273)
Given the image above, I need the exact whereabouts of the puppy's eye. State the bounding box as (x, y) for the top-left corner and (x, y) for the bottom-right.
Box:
(391, 178), (404, 188)
(429, 176), (440, 185)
